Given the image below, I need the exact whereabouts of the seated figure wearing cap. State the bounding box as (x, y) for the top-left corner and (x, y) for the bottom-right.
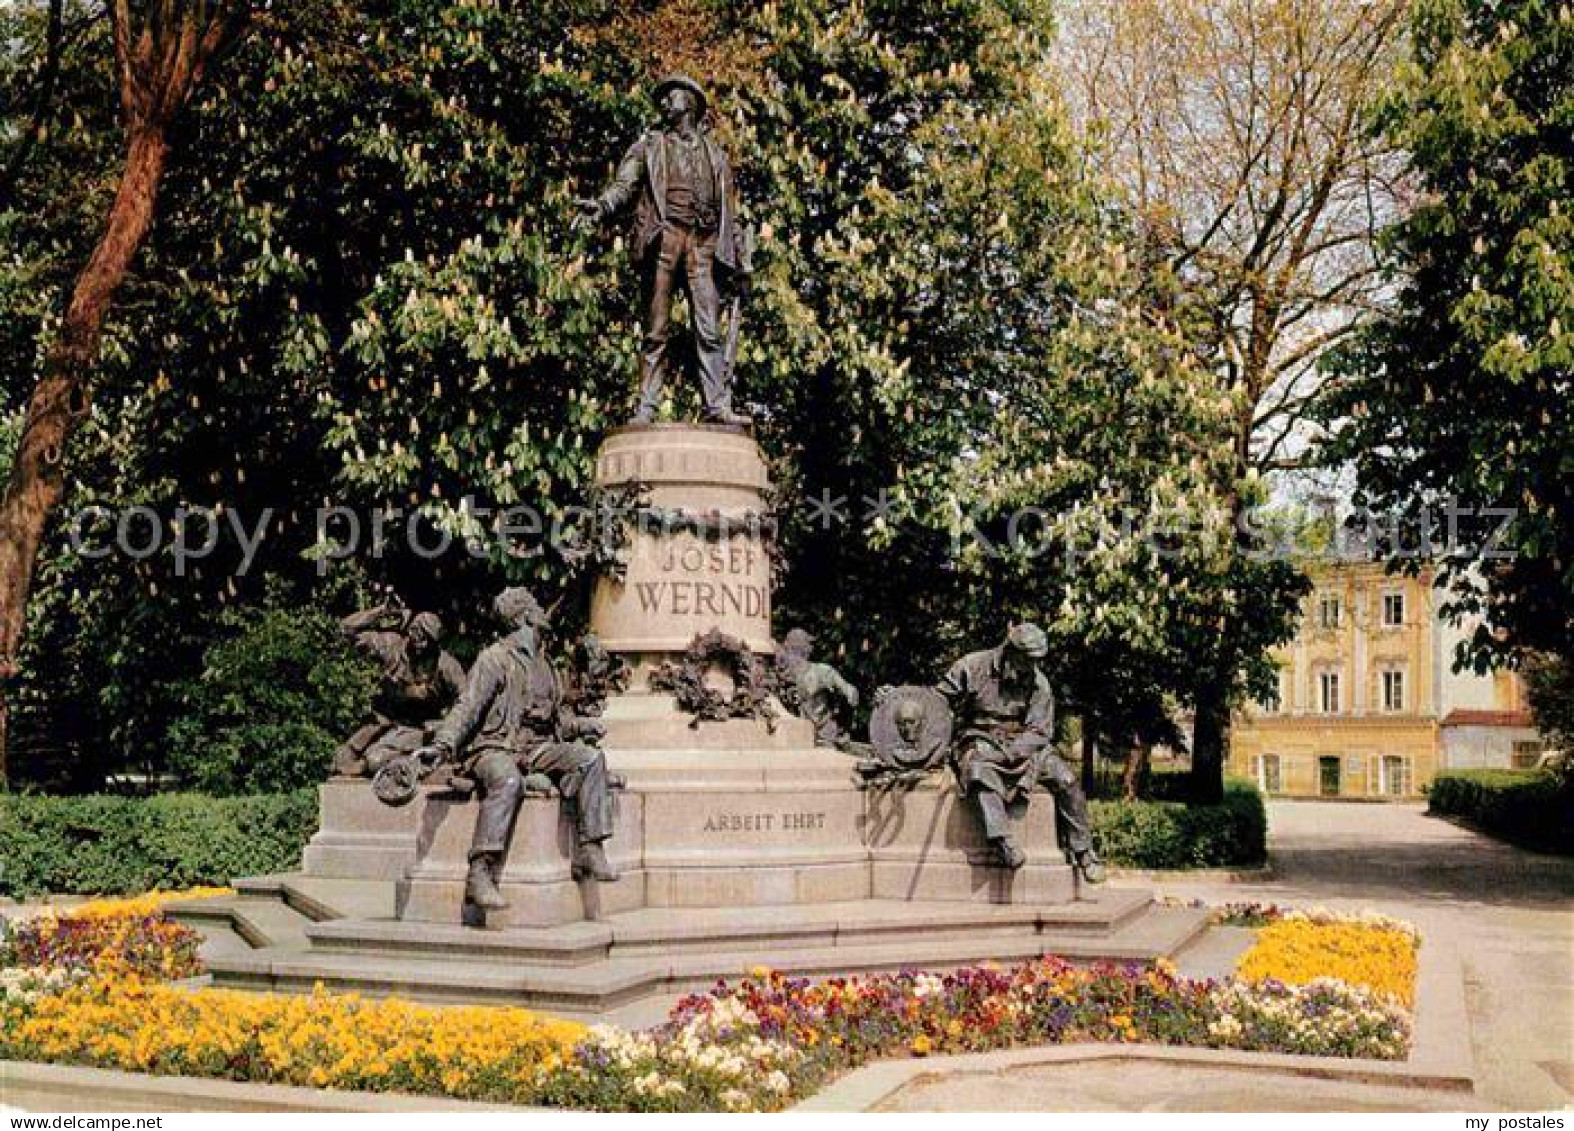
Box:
(936, 622), (1106, 883)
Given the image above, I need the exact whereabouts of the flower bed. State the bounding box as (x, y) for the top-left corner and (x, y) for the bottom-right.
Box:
(1, 896), (1421, 1111)
(0, 888), (230, 989)
(5, 977), (582, 1098)
(1235, 915), (1418, 1009)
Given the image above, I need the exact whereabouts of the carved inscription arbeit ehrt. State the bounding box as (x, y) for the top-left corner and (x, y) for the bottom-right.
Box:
(701, 810), (828, 833)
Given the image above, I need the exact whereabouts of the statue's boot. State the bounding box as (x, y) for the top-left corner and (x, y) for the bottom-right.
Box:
(572, 840), (620, 882)
(990, 836), (1027, 870)
(1074, 850), (1107, 885)
(704, 406), (751, 427)
(465, 853), (509, 910)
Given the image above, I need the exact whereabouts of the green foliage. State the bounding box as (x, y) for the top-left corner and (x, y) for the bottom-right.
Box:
(1320, 0), (1574, 669)
(0, 0), (1305, 790)
(1427, 769), (1572, 854)
(0, 790), (319, 896)
(166, 592), (378, 795)
(1090, 779), (1268, 869)
(1523, 653), (1574, 770)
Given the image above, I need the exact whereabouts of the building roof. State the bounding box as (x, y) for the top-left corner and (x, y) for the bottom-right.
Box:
(1440, 708), (1535, 728)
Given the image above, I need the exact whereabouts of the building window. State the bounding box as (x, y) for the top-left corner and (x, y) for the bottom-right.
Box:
(1319, 755), (1341, 796)
(1258, 670), (1284, 715)
(1379, 755), (1412, 797)
(1254, 754), (1283, 794)
(1381, 668), (1405, 712)
(1382, 591), (1405, 627)
(1318, 670), (1341, 714)
(1512, 740), (1543, 769)
(1319, 594), (1342, 630)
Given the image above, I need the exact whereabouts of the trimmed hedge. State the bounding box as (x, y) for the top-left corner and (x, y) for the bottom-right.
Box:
(1427, 770), (1572, 855)
(0, 790), (319, 898)
(1091, 779), (1268, 869)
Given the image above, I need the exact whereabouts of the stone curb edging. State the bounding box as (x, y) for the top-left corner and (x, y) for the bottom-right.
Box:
(791, 933), (1474, 1112)
(1106, 860), (1276, 884)
(0, 1060), (544, 1113)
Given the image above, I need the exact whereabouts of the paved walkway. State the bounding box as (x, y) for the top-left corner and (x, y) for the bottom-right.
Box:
(878, 800), (1574, 1112)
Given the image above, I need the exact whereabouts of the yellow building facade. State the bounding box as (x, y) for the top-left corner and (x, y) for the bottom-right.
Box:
(1228, 562), (1538, 800)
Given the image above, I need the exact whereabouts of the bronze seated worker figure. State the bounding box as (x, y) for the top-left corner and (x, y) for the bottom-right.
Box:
(937, 623), (1106, 883)
(415, 587), (621, 911)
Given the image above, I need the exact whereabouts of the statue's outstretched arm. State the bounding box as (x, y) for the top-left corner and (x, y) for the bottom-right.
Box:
(590, 137), (648, 220)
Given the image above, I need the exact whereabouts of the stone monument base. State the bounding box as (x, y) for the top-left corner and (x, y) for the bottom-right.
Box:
(178, 748), (1210, 1018)
(176, 874), (1207, 1021)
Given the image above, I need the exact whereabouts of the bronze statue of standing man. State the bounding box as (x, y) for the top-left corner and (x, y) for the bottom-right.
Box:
(576, 75), (751, 427)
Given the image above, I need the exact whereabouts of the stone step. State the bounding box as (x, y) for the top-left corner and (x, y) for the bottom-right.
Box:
(231, 874), (396, 922)
(171, 896), (317, 953)
(1170, 922), (1256, 981)
(305, 918), (615, 966)
(607, 888), (1154, 955)
(299, 889), (1152, 966)
(203, 903), (1212, 1018)
(186, 915), (260, 965)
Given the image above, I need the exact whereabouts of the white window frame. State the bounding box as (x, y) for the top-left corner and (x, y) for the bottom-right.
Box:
(1381, 667), (1405, 712)
(1382, 590), (1405, 628)
(1319, 594), (1342, 630)
(1317, 670), (1341, 714)
(1379, 754), (1411, 797)
(1254, 753), (1283, 794)
(1258, 669), (1284, 715)
(1511, 741), (1542, 769)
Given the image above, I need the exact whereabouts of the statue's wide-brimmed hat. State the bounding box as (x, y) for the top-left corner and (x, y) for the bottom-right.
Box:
(654, 74), (707, 116)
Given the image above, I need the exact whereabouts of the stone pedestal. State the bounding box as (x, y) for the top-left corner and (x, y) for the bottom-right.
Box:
(590, 424), (774, 655)
(394, 790), (647, 929)
(589, 423), (808, 750)
(865, 781), (1076, 904)
(301, 779), (425, 880)
(207, 424), (1187, 1014)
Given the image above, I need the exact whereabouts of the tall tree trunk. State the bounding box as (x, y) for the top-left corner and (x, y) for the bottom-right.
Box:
(0, 125), (170, 786)
(1080, 707), (1097, 796)
(1188, 476), (1250, 808)
(1122, 740), (1149, 801)
(1189, 687), (1228, 804)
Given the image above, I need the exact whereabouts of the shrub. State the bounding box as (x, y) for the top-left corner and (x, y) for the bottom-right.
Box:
(1426, 770), (1572, 854)
(0, 791), (319, 897)
(166, 598), (377, 796)
(1090, 778), (1267, 868)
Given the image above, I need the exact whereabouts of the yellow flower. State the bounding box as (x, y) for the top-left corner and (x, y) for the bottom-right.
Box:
(69, 888), (233, 920)
(910, 1034), (933, 1057)
(4, 973), (585, 1100)
(1235, 920), (1417, 1007)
